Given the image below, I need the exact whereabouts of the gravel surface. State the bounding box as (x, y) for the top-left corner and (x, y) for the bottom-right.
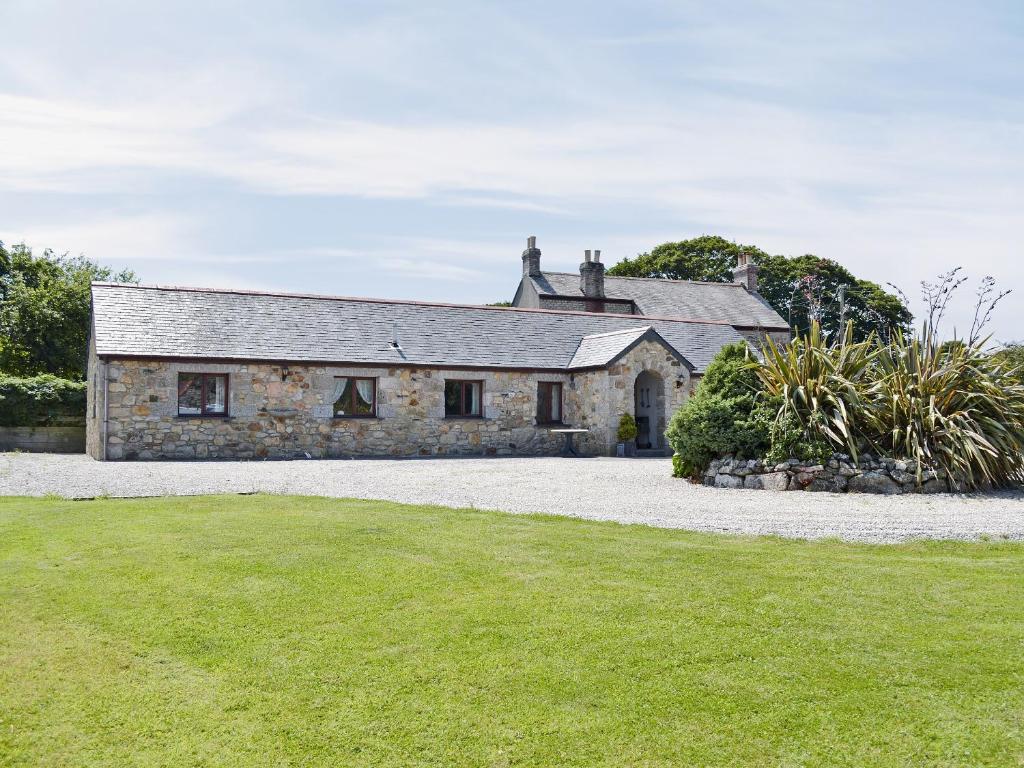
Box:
(2, 452), (1023, 543)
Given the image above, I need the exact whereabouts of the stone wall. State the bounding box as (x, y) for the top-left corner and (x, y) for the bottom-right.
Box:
(86, 341), (694, 460)
(736, 328), (791, 349)
(87, 357), (628, 460)
(537, 296), (635, 314)
(705, 453), (953, 494)
(604, 339), (692, 453)
(0, 426), (86, 453)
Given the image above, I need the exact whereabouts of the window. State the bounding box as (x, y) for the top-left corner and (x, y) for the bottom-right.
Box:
(537, 382), (563, 424)
(178, 373), (228, 416)
(445, 380), (482, 417)
(333, 377), (376, 417)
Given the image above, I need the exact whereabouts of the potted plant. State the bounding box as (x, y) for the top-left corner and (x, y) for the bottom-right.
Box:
(617, 413), (639, 457)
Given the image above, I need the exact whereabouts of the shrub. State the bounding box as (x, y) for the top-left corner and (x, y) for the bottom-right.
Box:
(863, 331), (1024, 488)
(757, 322), (1024, 489)
(756, 323), (874, 460)
(617, 413), (638, 442)
(0, 374), (87, 427)
(666, 342), (770, 477)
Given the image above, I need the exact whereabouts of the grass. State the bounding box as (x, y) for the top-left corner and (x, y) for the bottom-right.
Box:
(1, 495), (1023, 767)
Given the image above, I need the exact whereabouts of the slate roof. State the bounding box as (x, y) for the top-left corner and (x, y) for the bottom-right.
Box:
(528, 272), (788, 329)
(569, 327), (671, 369)
(91, 283), (747, 373)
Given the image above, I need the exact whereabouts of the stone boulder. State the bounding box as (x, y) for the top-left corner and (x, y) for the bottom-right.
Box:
(848, 471), (901, 495)
(759, 472), (791, 492)
(714, 474), (744, 489)
(808, 473), (849, 493)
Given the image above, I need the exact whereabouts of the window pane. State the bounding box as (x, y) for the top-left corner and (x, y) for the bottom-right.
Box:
(178, 374), (203, 415)
(334, 380), (354, 416)
(466, 382), (481, 416)
(444, 381), (461, 416)
(205, 375), (226, 414)
(353, 379), (374, 415)
(551, 384), (561, 422)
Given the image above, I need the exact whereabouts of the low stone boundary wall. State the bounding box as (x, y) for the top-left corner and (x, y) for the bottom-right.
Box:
(705, 454), (951, 494)
(0, 426), (86, 453)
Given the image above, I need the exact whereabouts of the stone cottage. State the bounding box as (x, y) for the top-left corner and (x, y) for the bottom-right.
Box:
(86, 238), (789, 460)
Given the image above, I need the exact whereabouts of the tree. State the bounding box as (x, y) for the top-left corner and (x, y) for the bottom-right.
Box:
(756, 254), (911, 342)
(0, 242), (138, 380)
(608, 235), (767, 283)
(607, 235), (912, 342)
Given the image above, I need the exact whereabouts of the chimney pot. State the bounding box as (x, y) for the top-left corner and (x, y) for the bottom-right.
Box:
(521, 236), (542, 277)
(580, 249), (606, 299)
(733, 251), (759, 292)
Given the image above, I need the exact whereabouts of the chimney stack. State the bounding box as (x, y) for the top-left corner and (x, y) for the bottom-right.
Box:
(522, 235), (542, 277)
(733, 251), (759, 293)
(580, 248), (605, 298)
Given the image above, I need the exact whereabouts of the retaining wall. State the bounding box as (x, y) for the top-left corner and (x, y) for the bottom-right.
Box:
(705, 454), (955, 494)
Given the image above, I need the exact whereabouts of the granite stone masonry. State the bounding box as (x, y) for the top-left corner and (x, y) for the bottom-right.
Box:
(89, 338), (691, 460)
(705, 453), (961, 494)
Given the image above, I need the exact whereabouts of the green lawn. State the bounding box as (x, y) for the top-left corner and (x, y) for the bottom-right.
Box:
(1, 496), (1023, 767)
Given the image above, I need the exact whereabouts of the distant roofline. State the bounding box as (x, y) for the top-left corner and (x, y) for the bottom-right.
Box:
(536, 270), (750, 288)
(91, 281), (789, 331)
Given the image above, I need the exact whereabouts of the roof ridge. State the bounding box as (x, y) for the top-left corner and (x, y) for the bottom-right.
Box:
(579, 326), (653, 340)
(90, 282), (773, 329)
(539, 271), (746, 288)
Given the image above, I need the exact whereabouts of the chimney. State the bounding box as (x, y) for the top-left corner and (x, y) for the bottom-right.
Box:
(521, 235), (542, 277)
(733, 251), (759, 292)
(580, 248), (605, 298)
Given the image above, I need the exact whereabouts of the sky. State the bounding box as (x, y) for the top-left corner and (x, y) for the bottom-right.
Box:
(1, 0), (1022, 339)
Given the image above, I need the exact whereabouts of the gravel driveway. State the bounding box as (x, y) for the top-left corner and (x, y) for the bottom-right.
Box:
(2, 452), (1023, 543)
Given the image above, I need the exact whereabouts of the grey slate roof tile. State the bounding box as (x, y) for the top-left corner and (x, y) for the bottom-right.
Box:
(531, 272), (789, 329)
(569, 327), (655, 369)
(91, 284), (748, 373)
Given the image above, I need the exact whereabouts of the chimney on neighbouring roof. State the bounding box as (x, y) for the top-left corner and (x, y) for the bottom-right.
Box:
(733, 251), (759, 293)
(580, 248), (605, 298)
(522, 235), (542, 277)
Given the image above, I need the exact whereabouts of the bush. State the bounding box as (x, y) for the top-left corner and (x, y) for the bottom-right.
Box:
(757, 322), (1024, 489)
(666, 342), (770, 478)
(617, 413), (638, 442)
(0, 374), (87, 427)
(864, 331), (1024, 488)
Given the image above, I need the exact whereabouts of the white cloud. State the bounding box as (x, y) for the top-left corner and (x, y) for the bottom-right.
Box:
(0, 211), (196, 265)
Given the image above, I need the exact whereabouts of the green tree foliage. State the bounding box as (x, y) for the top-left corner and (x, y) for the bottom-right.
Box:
(608, 235), (766, 283)
(992, 344), (1024, 384)
(0, 242), (137, 379)
(756, 253), (911, 343)
(0, 374), (87, 427)
(665, 342), (771, 478)
(607, 235), (912, 342)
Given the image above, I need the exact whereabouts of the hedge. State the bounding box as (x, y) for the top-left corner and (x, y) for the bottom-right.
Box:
(0, 374), (87, 427)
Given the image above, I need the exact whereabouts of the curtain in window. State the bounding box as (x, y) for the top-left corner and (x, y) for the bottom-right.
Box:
(550, 385), (561, 422)
(332, 378), (349, 414)
(355, 380), (373, 407)
(332, 378), (349, 402)
(469, 382), (481, 415)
